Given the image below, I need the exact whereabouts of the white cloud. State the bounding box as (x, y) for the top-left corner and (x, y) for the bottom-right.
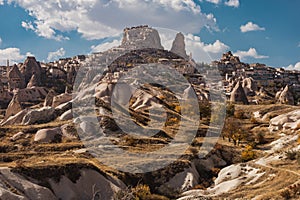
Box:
(91, 39), (122, 53)
(8, 0), (218, 40)
(225, 0), (239, 7)
(234, 48), (268, 60)
(187, 37), (229, 62)
(240, 22), (265, 33)
(0, 47), (27, 65)
(0, 37), (2, 45)
(21, 21), (35, 31)
(47, 48), (65, 61)
(286, 62), (300, 71)
(0, 0), (4, 5)
(205, 0), (221, 5)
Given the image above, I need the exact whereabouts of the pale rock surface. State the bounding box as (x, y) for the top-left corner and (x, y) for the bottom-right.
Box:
(171, 32), (188, 59)
(59, 109), (73, 121)
(7, 64), (26, 90)
(242, 77), (257, 96)
(49, 169), (123, 200)
(4, 94), (23, 121)
(22, 107), (56, 125)
(27, 74), (39, 88)
(120, 26), (163, 50)
(20, 56), (42, 84)
(52, 93), (72, 107)
(276, 85), (295, 105)
(0, 167), (57, 199)
(34, 127), (62, 143)
(269, 109), (300, 132)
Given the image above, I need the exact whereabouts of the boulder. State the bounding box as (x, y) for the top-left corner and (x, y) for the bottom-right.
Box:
(230, 82), (249, 104)
(22, 107), (56, 125)
(59, 110), (73, 121)
(34, 127), (62, 143)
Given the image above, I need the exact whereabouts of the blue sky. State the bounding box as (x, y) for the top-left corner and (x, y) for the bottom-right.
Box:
(0, 0), (299, 69)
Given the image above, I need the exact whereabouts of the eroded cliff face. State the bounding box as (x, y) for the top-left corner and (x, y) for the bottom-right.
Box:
(120, 25), (164, 50)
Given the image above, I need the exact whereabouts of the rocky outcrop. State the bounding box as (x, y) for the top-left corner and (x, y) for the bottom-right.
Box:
(16, 87), (48, 103)
(52, 93), (72, 107)
(120, 25), (164, 50)
(0, 166), (124, 199)
(0, 109), (29, 126)
(242, 77), (257, 96)
(7, 64), (26, 90)
(269, 109), (300, 132)
(171, 32), (188, 59)
(21, 107), (56, 125)
(221, 51), (240, 64)
(20, 56), (42, 84)
(276, 85), (295, 105)
(44, 89), (56, 107)
(26, 74), (39, 88)
(4, 94), (23, 121)
(230, 82), (249, 104)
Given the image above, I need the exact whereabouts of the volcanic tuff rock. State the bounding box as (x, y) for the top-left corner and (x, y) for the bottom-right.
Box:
(230, 81), (249, 105)
(7, 64), (26, 89)
(242, 77), (258, 96)
(26, 74), (39, 88)
(20, 56), (42, 84)
(120, 25), (164, 50)
(171, 32), (188, 59)
(4, 94), (23, 121)
(276, 85), (295, 105)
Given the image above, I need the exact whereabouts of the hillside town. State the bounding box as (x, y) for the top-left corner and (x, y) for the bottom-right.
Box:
(0, 26), (300, 199)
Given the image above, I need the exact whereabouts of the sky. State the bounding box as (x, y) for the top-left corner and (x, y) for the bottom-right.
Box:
(0, 0), (299, 69)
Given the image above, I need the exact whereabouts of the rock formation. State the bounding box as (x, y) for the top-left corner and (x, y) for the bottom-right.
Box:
(230, 82), (249, 104)
(276, 85), (294, 105)
(20, 56), (42, 84)
(242, 77), (258, 96)
(120, 25), (164, 50)
(4, 93), (23, 121)
(44, 89), (56, 107)
(171, 32), (188, 59)
(34, 127), (62, 143)
(21, 107), (56, 125)
(221, 51), (240, 64)
(52, 93), (72, 107)
(27, 74), (39, 88)
(7, 64), (26, 89)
